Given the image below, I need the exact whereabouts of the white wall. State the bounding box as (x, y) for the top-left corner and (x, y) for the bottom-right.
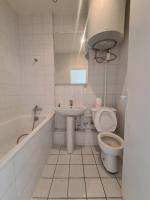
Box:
(54, 11), (123, 131)
(53, 14), (85, 34)
(0, 0), (55, 123)
(19, 14), (55, 116)
(0, 1), (21, 123)
(116, 0), (130, 138)
(55, 47), (122, 130)
(54, 11), (122, 108)
(55, 53), (87, 84)
(123, 0), (150, 199)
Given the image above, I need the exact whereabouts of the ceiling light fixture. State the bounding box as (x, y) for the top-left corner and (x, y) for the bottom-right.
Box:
(52, 0), (58, 3)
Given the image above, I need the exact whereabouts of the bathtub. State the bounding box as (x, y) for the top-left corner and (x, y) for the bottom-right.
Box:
(0, 112), (54, 200)
(0, 115), (46, 159)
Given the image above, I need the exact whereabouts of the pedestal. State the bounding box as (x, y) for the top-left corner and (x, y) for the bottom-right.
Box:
(66, 116), (74, 153)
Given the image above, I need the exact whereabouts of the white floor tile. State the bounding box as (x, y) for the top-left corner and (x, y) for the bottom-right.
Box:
(82, 146), (93, 155)
(97, 165), (115, 178)
(31, 199), (45, 200)
(93, 154), (102, 164)
(47, 155), (58, 164)
(84, 165), (99, 177)
(60, 146), (68, 154)
(87, 199), (106, 200)
(102, 178), (122, 198)
(54, 165), (69, 178)
(31, 146), (123, 200)
(107, 199), (122, 200)
(72, 146), (82, 154)
(68, 178), (86, 198)
(41, 165), (56, 178)
(82, 155), (95, 164)
(70, 155), (82, 164)
(117, 177), (122, 187)
(49, 148), (60, 155)
(32, 178), (52, 198)
(49, 179), (68, 198)
(91, 146), (100, 154)
(69, 165), (84, 177)
(85, 178), (105, 198)
(57, 155), (70, 164)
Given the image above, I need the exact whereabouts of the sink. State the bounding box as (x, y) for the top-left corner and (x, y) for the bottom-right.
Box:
(55, 105), (86, 116)
(55, 105), (86, 153)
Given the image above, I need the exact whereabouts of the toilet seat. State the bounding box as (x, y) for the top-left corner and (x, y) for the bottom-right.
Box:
(94, 107), (117, 132)
(97, 132), (124, 156)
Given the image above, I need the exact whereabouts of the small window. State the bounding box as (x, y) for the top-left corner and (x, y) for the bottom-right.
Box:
(70, 69), (87, 84)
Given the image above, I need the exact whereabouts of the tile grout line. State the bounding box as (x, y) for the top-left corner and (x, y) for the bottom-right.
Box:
(67, 152), (71, 199)
(33, 146), (122, 200)
(47, 147), (60, 200)
(115, 175), (122, 189)
(92, 146), (123, 199)
(81, 146), (88, 199)
(92, 146), (107, 199)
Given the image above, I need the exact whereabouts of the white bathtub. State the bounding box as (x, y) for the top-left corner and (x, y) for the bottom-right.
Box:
(0, 115), (46, 159)
(0, 112), (54, 200)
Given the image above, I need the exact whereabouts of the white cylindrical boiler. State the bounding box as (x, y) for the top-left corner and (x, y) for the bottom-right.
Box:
(87, 0), (126, 50)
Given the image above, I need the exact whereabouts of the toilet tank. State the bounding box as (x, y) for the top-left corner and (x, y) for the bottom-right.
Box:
(87, 0), (126, 50)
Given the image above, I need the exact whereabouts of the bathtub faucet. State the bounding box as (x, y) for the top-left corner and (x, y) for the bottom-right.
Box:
(32, 105), (42, 130)
(32, 105), (42, 113)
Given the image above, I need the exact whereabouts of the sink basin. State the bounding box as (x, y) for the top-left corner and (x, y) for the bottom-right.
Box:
(55, 105), (86, 153)
(55, 105), (86, 116)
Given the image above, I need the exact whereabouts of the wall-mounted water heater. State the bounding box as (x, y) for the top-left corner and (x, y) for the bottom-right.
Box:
(86, 0), (126, 62)
(87, 0), (126, 51)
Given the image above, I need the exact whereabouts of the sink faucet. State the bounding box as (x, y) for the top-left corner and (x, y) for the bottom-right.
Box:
(69, 100), (73, 107)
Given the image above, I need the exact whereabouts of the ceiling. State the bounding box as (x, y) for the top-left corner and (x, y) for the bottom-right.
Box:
(6, 0), (88, 16)
(6, 0), (88, 54)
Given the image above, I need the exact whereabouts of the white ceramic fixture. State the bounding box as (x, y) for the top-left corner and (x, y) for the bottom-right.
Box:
(55, 105), (86, 116)
(55, 105), (86, 153)
(91, 107), (124, 173)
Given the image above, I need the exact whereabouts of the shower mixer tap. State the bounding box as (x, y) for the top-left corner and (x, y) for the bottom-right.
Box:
(32, 105), (42, 131)
(32, 105), (42, 113)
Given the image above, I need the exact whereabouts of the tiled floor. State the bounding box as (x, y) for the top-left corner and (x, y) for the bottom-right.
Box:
(31, 146), (122, 200)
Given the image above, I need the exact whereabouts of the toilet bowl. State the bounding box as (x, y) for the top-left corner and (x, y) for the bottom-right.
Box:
(97, 132), (124, 173)
(98, 132), (124, 156)
(91, 107), (124, 173)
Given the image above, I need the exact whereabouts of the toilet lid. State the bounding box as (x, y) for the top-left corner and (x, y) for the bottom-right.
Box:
(95, 107), (117, 132)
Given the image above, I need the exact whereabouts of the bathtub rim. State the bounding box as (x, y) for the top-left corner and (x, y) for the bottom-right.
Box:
(0, 111), (54, 169)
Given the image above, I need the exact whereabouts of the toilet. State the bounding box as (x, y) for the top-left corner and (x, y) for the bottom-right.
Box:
(91, 107), (124, 173)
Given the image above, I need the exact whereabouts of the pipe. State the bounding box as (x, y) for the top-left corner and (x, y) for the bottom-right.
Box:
(16, 134), (29, 144)
(104, 61), (108, 107)
(103, 51), (111, 106)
